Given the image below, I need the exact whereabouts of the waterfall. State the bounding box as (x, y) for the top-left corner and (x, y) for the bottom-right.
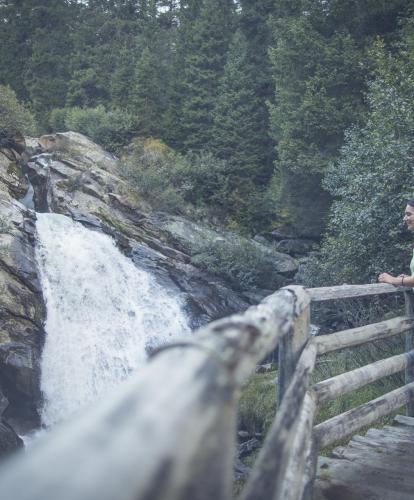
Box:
(35, 213), (190, 428)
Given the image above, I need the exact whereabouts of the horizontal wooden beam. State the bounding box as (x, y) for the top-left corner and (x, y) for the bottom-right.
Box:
(314, 316), (414, 355)
(313, 350), (414, 405)
(241, 341), (317, 500)
(314, 382), (414, 449)
(307, 283), (402, 302)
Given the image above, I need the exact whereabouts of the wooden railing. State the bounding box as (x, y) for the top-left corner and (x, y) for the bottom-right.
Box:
(0, 283), (413, 500)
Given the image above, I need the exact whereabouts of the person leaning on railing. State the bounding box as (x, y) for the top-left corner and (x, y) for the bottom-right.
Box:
(379, 200), (414, 287)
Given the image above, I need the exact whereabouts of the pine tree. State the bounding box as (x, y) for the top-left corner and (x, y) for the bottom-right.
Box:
(267, 6), (364, 237)
(309, 26), (414, 285)
(210, 29), (271, 230)
(66, 1), (140, 108)
(180, 0), (235, 152)
(0, 0), (34, 100)
(212, 31), (257, 172)
(237, 0), (276, 183)
(163, 0), (201, 148)
(130, 47), (164, 136)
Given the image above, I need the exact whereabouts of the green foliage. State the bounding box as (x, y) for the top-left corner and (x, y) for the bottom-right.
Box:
(48, 108), (68, 132)
(212, 0), (276, 185)
(123, 138), (233, 214)
(0, 85), (37, 143)
(180, 0), (235, 151)
(2, 0), (414, 241)
(306, 31), (414, 286)
(22, 1), (76, 127)
(268, 9), (367, 236)
(212, 30), (266, 176)
(238, 334), (404, 455)
(238, 371), (276, 435)
(130, 47), (165, 137)
(51, 106), (135, 153)
(191, 236), (286, 291)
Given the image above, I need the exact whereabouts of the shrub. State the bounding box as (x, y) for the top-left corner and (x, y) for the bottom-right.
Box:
(191, 236), (286, 291)
(49, 105), (134, 152)
(0, 85), (37, 143)
(122, 138), (187, 213)
(48, 107), (68, 131)
(122, 139), (234, 216)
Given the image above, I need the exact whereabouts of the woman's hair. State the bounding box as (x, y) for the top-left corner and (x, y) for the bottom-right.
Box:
(408, 200), (414, 207)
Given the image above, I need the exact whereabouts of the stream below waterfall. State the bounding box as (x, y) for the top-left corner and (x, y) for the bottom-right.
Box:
(35, 213), (190, 428)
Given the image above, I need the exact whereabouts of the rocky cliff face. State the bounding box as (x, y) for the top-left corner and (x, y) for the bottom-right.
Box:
(0, 131), (303, 445)
(0, 141), (45, 443)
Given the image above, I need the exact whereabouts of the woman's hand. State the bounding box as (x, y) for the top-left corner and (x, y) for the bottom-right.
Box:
(378, 272), (397, 284)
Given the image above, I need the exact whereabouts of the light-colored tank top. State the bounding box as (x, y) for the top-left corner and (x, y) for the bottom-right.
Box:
(411, 249), (414, 275)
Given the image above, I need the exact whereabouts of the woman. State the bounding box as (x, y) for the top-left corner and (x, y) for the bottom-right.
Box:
(378, 200), (414, 286)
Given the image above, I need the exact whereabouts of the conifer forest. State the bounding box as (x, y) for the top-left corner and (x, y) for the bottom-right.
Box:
(2, 0), (414, 286)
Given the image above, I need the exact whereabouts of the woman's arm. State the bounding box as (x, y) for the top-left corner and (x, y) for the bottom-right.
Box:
(378, 272), (414, 286)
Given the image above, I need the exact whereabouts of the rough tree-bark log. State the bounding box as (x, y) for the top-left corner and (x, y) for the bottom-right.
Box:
(314, 382), (414, 449)
(313, 350), (414, 405)
(314, 316), (414, 355)
(308, 283), (400, 302)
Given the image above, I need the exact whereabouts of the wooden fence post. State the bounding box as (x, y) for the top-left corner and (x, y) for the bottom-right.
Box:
(278, 287), (311, 406)
(404, 289), (414, 416)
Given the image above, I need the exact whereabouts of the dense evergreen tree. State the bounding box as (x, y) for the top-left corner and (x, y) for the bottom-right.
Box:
(130, 47), (165, 136)
(163, 0), (201, 148)
(179, 0), (235, 152)
(0, 0), (34, 100)
(238, 0), (276, 183)
(268, 0), (411, 237)
(307, 26), (414, 285)
(23, 1), (76, 124)
(212, 30), (255, 170)
(66, 3), (137, 108)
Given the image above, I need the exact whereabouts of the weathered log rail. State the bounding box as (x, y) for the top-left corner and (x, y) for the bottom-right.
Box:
(0, 283), (413, 500)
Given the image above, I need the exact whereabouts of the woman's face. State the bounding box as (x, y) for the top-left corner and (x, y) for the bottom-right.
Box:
(403, 204), (414, 231)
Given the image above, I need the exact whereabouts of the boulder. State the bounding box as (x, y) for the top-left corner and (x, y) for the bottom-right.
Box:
(38, 132), (119, 175)
(275, 238), (319, 256)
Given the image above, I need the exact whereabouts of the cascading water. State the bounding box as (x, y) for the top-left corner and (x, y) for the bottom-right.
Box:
(35, 213), (190, 428)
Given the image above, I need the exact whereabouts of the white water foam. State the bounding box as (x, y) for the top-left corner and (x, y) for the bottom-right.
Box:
(35, 213), (190, 428)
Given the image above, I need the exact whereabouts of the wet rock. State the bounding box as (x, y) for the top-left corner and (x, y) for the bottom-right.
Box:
(0, 419), (23, 459)
(234, 458), (252, 481)
(238, 437), (260, 458)
(255, 363), (275, 374)
(0, 157), (45, 432)
(0, 150), (28, 200)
